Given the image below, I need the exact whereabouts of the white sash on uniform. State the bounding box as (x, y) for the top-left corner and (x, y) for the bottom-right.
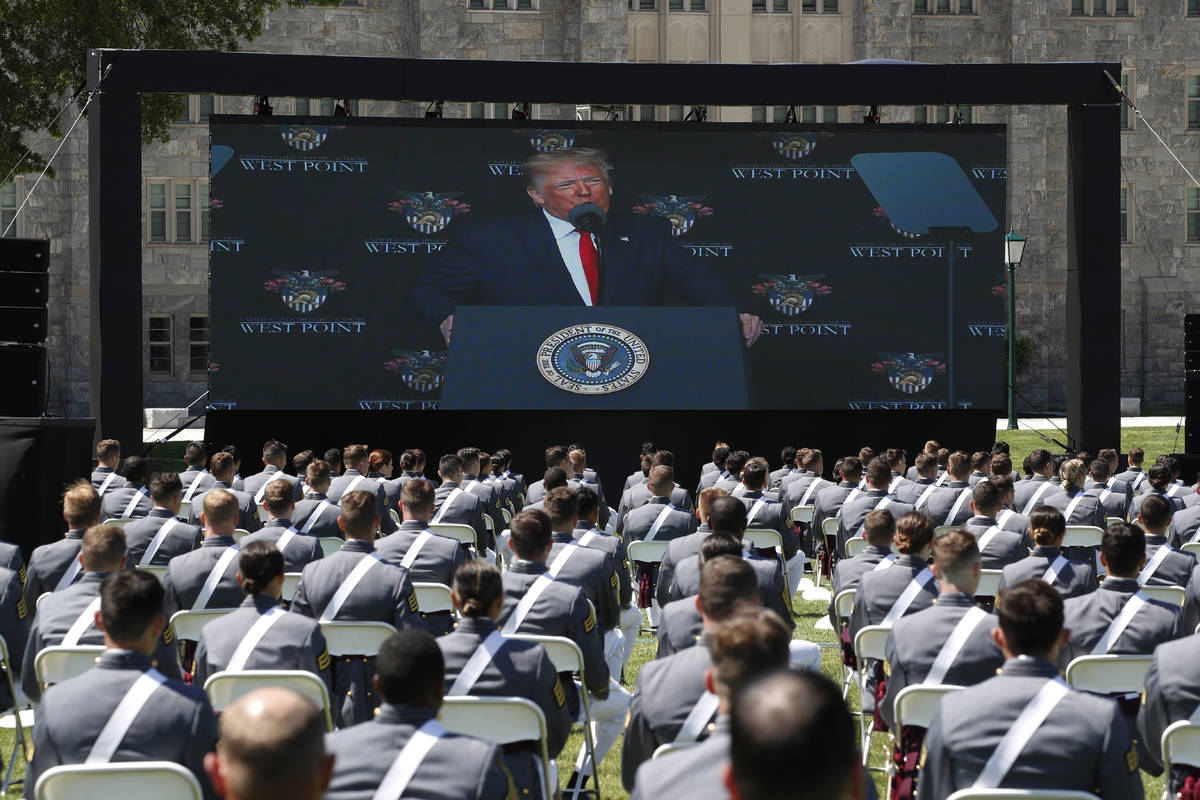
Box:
(300, 500), (335, 534)
(121, 487), (149, 519)
(914, 484), (938, 511)
(645, 503), (678, 541)
(274, 526), (301, 555)
(799, 479), (823, 507)
(880, 568), (936, 627)
(139, 518), (179, 566)
(996, 509), (1015, 528)
(675, 691), (720, 743)
(1063, 493), (1087, 524)
(182, 470), (208, 502)
(888, 475), (905, 494)
(400, 531), (434, 570)
(925, 607), (989, 684)
(935, 471), (949, 487)
(856, 496), (893, 537)
(976, 526), (1002, 554)
(872, 554), (898, 572)
(945, 489), (972, 526)
(1138, 545), (1176, 585)
(972, 678), (1070, 789)
(320, 553), (385, 622)
(1090, 591), (1148, 655)
(1131, 472), (1146, 491)
(431, 488), (464, 524)
(1041, 554), (1070, 586)
(63, 596), (103, 646)
(96, 472), (119, 497)
(501, 547), (581, 634)
(226, 606), (287, 671)
(192, 546), (241, 610)
(1021, 482), (1053, 515)
(55, 556), (83, 591)
(446, 630), (507, 696)
(745, 498), (768, 527)
(254, 473), (292, 504)
(373, 719), (447, 800)
(578, 531), (598, 547)
(85, 669), (168, 764)
(1168, 483), (1182, 498)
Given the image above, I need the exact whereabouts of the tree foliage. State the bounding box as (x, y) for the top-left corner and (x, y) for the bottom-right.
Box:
(0, 0), (337, 178)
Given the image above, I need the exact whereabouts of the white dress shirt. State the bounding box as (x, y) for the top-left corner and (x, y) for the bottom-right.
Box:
(544, 209), (596, 306)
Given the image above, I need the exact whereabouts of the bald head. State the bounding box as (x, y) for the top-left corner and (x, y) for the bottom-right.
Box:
(205, 688), (332, 800)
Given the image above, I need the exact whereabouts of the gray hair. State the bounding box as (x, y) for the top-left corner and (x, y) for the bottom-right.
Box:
(524, 147), (613, 192)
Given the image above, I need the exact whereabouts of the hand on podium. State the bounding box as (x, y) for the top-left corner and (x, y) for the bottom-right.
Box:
(440, 314), (454, 346)
(740, 313), (764, 348)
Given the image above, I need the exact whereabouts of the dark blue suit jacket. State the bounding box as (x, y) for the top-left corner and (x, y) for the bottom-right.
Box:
(407, 209), (730, 328)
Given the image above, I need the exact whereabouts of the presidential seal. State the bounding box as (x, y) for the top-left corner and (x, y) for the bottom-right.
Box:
(537, 324), (650, 394)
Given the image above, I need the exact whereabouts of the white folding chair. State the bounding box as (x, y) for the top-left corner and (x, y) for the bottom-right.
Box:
(507, 633), (599, 799)
(975, 569), (1002, 598)
(744, 527), (788, 583)
(317, 537), (343, 557)
(1141, 584), (1186, 608)
(319, 620), (396, 659)
(627, 540), (669, 566)
(204, 669), (334, 731)
(0, 633), (29, 794)
(102, 518), (135, 528)
(853, 625), (891, 770)
(1183, 542), (1200, 558)
(34, 760), (203, 800)
(1062, 526), (1103, 548)
(888, 685), (965, 800)
(1105, 516), (1124, 528)
(833, 588), (857, 700)
(389, 508), (401, 527)
(946, 791), (1099, 800)
(791, 505), (815, 525)
(232, 528), (250, 542)
(178, 500), (191, 520)
(501, 507), (513, 525)
(933, 525), (959, 538)
(281, 572), (302, 602)
(1162, 720), (1200, 780)
(439, 696), (553, 800)
(413, 582), (454, 614)
(35, 592), (50, 610)
(652, 741), (700, 759)
(845, 537), (867, 557)
(138, 565), (168, 585)
(257, 504), (268, 523)
(1064, 654), (1152, 695)
(604, 507), (618, 535)
(168, 608), (235, 648)
(431, 523), (479, 555)
(33, 646), (105, 691)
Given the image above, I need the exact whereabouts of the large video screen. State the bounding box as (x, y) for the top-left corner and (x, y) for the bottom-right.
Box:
(208, 117), (1007, 411)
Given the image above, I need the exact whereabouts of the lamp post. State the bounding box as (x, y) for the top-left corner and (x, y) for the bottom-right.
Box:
(1004, 228), (1027, 430)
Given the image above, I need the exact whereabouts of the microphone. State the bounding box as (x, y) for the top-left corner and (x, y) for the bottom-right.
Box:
(568, 203), (607, 233)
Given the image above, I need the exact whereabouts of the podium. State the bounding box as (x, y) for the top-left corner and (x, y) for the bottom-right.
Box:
(439, 306), (749, 409)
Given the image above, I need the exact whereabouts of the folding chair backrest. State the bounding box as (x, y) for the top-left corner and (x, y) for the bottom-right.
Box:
(36, 592), (50, 610)
(204, 669), (333, 731)
(854, 625), (890, 664)
(483, 515), (495, 534)
(1163, 720), (1200, 772)
(1183, 542), (1200, 558)
(413, 582), (454, 614)
(844, 537), (867, 557)
(140, 565), (168, 585)
(791, 505), (814, 524)
(933, 525), (958, 539)
(232, 529), (250, 542)
(35, 760), (203, 800)
(281, 572), (301, 602)
(256, 505), (268, 524)
(168, 609), (235, 645)
(893, 684), (964, 730)
(178, 501), (191, 520)
(743, 528), (783, 552)
(1064, 654), (1152, 695)
(1104, 517), (1124, 528)
(1141, 585), (1185, 608)
(439, 696), (553, 800)
(821, 517), (840, 538)
(507, 633), (584, 676)
(628, 540), (669, 565)
(653, 741), (700, 759)
(318, 620), (397, 657)
(976, 569), (1002, 597)
(389, 508), (401, 527)
(430, 524), (477, 550)
(945, 791), (1100, 800)
(498, 529), (514, 570)
(34, 646), (104, 688)
(1062, 526), (1103, 548)
(318, 537), (343, 557)
(834, 588), (857, 621)
(101, 519), (134, 528)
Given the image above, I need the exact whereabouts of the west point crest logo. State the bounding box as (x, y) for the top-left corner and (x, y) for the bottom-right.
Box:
(873, 206), (923, 239)
(632, 195), (714, 238)
(529, 130), (575, 152)
(263, 270), (346, 313)
(388, 191), (471, 235)
(871, 352), (946, 395)
(537, 325), (650, 395)
(752, 274), (832, 317)
(384, 349), (447, 393)
(280, 125), (328, 152)
(770, 133), (818, 160)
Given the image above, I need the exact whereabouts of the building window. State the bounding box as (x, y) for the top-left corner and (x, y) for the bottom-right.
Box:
(757, 0), (789, 11)
(147, 179), (210, 245)
(914, 105), (972, 123)
(1189, 187), (1200, 243)
(1072, 0), (1130, 13)
(148, 315), (173, 375)
(198, 95), (215, 122)
(1, 181), (19, 238)
(915, 0), (973, 12)
(173, 95), (222, 124)
(295, 98), (311, 115)
(1119, 187), (1130, 243)
(469, 103), (512, 119)
(470, 0), (536, 9)
(802, 0), (838, 8)
(189, 315), (210, 373)
(1120, 72), (1132, 129)
(1190, 0), (1200, 16)
(1189, 75), (1200, 129)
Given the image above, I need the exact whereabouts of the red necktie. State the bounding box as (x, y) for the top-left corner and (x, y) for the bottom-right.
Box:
(576, 229), (599, 305)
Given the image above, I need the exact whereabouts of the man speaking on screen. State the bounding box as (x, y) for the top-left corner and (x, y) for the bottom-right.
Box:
(407, 148), (764, 347)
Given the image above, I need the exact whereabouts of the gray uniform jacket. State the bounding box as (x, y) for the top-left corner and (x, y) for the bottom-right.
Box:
(123, 508), (203, 566)
(620, 637), (712, 791)
(0, 543), (24, 586)
(177, 466), (213, 497)
(433, 480), (488, 549)
(239, 517), (324, 573)
(548, 532), (620, 633)
(784, 474), (832, 513)
(193, 594), (331, 691)
(242, 464), (303, 502)
(100, 482), (153, 521)
(462, 474), (506, 543)
(769, 466), (796, 489)
(812, 481), (858, 536)
(22, 572), (180, 701)
(880, 592), (1003, 731)
(1170, 504), (1200, 548)
(695, 467), (722, 497)
(622, 497), (697, 544)
(1114, 467), (1149, 493)
(1141, 534), (1196, 586)
(737, 490), (800, 559)
(630, 714), (730, 800)
(1129, 488), (1187, 519)
(162, 536), (245, 617)
(1058, 577), (1183, 668)
(572, 523), (633, 608)
(90, 466), (126, 494)
(918, 657), (1144, 800)
(836, 490), (915, 559)
(0, 567), (27, 707)
(961, 516), (1028, 570)
(655, 596), (703, 657)
(619, 484), (694, 531)
(291, 492), (345, 539)
(995, 508), (1032, 535)
(913, 482), (975, 527)
(849, 554), (939, 641)
(324, 703), (516, 800)
(1011, 476), (1063, 515)
(895, 477), (935, 507)
(625, 470), (648, 491)
(1042, 488), (1107, 529)
(829, 545), (895, 628)
(998, 546), (1098, 600)
(666, 553), (793, 631)
(328, 470), (397, 535)
(376, 520), (468, 588)
(29, 649), (218, 799)
(655, 525), (713, 608)
(1086, 483), (1130, 521)
(24, 530), (84, 611)
(525, 477), (578, 507)
(439, 616), (572, 795)
(1138, 634), (1200, 779)
(186, 481), (262, 533)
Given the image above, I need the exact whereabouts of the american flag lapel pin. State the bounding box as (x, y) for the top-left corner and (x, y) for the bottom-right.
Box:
(619, 235), (630, 242)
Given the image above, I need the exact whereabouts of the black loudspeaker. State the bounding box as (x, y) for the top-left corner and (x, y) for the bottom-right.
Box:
(0, 272), (48, 306)
(1187, 314), (1200, 453)
(0, 418), (95, 556)
(0, 239), (50, 345)
(0, 345), (46, 416)
(0, 238), (49, 273)
(0, 307), (46, 344)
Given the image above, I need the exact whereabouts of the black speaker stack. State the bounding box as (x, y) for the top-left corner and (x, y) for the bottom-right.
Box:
(0, 238), (49, 416)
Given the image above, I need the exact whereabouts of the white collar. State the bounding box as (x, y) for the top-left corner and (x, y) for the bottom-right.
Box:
(543, 208), (579, 241)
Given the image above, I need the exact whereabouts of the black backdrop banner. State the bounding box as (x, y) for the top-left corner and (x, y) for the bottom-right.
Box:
(209, 117), (1007, 411)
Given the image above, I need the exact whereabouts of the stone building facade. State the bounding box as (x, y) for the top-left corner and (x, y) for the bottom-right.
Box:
(4, 0), (1197, 420)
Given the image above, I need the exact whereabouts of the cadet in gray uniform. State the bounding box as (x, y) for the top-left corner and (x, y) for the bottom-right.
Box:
(220, 445), (247, 492)
(848, 511), (938, 642)
(459, 447), (507, 541)
(656, 487), (725, 608)
(998, 506), (1097, 599)
(99, 455), (154, 522)
(1136, 494), (1196, 586)
(1042, 458), (1107, 531)
(736, 457), (803, 586)
(631, 609), (791, 800)
(768, 445), (798, 490)
(960, 480), (1029, 570)
(895, 453), (938, 507)
(828, 509), (896, 629)
(177, 442), (214, 500)
(619, 452), (695, 529)
(29, 570), (218, 798)
(326, 444), (397, 535)
(966, 451), (991, 487)
(1114, 447), (1149, 494)
(1138, 629), (1200, 789)
(90, 438), (126, 496)
(522, 466), (570, 516)
(1130, 464), (1188, 518)
(622, 466), (698, 544)
(439, 560), (571, 798)
(836, 458), (915, 560)
(162, 488), (247, 618)
(714, 451), (748, 495)
(1011, 448), (1064, 516)
(695, 445), (729, 498)
(239, 480), (324, 573)
(1086, 458), (1131, 521)
(290, 489), (422, 725)
(524, 446), (579, 506)
(811, 457), (863, 551)
(431, 453), (490, 552)
(621, 556), (756, 791)
(1058, 522), (1184, 668)
(487, 452), (522, 513)
(186, 452), (262, 533)
(324, 629), (517, 800)
(0, 566), (26, 709)
(783, 449), (831, 513)
(880, 530), (1004, 732)
(193, 541), (332, 693)
(572, 487), (641, 668)
(1169, 484), (1200, 547)
(543, 487), (621, 639)
(242, 439), (304, 505)
(910, 452), (975, 529)
(375, 477), (467, 605)
(23, 525), (180, 702)
(918, 579), (1144, 800)
(26, 480), (98, 608)
(291, 460), (345, 539)
(123, 473), (203, 567)
(987, 474), (1033, 536)
(367, 449), (403, 510)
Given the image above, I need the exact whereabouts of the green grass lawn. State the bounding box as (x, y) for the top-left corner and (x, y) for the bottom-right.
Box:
(998, 425), (1186, 465)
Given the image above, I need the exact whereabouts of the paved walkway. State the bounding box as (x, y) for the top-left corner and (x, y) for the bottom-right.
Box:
(999, 416), (1184, 430)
